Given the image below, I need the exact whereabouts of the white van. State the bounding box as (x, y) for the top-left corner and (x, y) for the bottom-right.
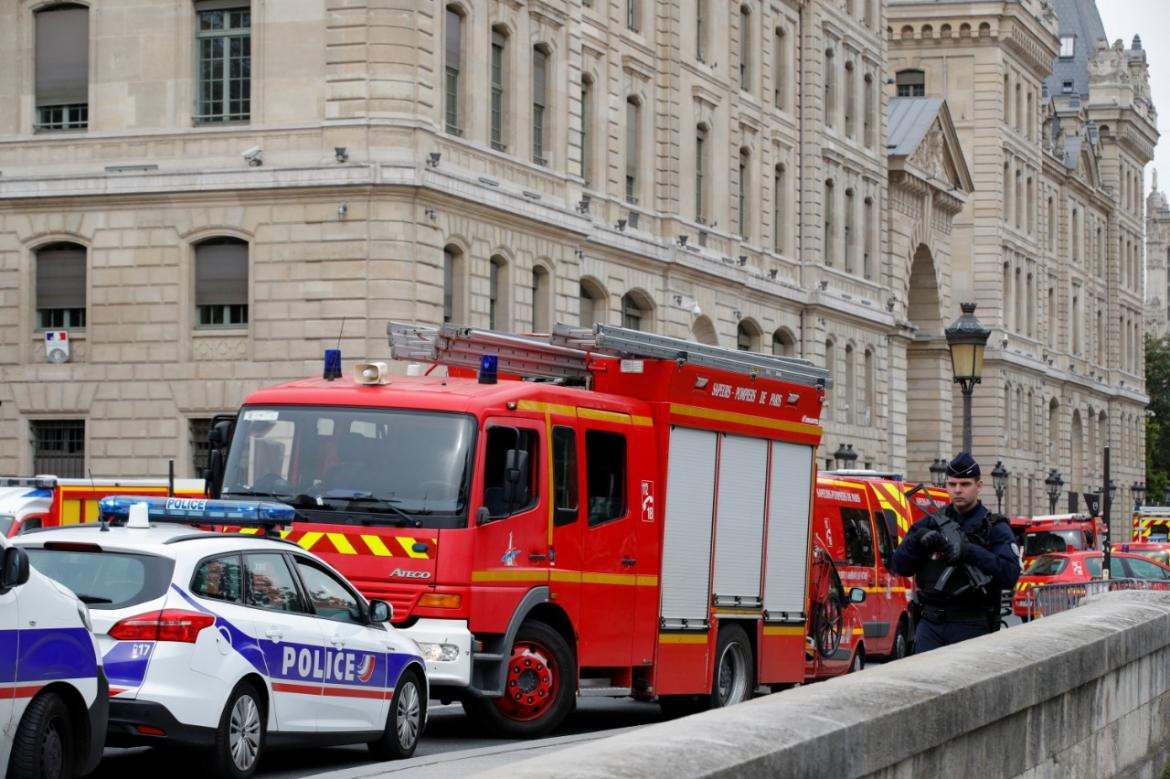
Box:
(0, 533), (108, 779)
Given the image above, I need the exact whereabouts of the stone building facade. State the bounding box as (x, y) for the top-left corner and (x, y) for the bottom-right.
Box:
(889, 0), (1155, 520)
(1148, 173), (1170, 338)
(0, 0), (1152, 521)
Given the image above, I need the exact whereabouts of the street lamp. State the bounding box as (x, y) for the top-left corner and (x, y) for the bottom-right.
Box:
(930, 458), (948, 488)
(1045, 469), (1063, 514)
(832, 443), (858, 470)
(991, 460), (1009, 515)
(1164, 482), (1170, 506)
(1132, 482), (1146, 510)
(945, 302), (991, 453)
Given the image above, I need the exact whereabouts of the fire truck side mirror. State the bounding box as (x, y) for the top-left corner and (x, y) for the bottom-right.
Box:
(848, 587), (867, 605)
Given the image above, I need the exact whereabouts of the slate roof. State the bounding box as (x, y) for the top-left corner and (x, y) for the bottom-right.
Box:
(886, 97), (945, 157)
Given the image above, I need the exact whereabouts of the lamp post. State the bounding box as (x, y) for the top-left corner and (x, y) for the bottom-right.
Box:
(1132, 482), (1146, 510)
(833, 444), (849, 470)
(930, 458), (948, 488)
(1045, 469), (1063, 514)
(991, 460), (1009, 515)
(841, 444), (858, 470)
(1164, 482), (1170, 507)
(945, 302), (991, 454)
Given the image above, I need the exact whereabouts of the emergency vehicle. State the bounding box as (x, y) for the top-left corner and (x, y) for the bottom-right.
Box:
(803, 546), (867, 680)
(14, 496), (427, 778)
(811, 472), (948, 663)
(0, 475), (205, 536)
(1012, 550), (1170, 618)
(1131, 507), (1170, 542)
(1, 530), (108, 779)
(1020, 514), (1103, 566)
(203, 321), (830, 736)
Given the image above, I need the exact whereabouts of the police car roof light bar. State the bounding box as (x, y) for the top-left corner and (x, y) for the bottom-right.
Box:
(0, 475), (58, 489)
(98, 495), (295, 531)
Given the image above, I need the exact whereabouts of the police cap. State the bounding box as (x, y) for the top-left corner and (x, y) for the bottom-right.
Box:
(946, 452), (980, 480)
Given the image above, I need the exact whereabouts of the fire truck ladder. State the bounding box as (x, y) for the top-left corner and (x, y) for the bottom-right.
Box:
(552, 323), (830, 389)
(387, 322), (592, 381)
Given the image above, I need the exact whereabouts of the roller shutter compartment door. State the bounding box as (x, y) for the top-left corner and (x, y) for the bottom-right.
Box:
(659, 427), (717, 625)
(763, 441), (814, 617)
(712, 434), (768, 605)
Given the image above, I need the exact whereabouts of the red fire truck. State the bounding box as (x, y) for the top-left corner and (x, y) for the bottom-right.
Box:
(204, 322), (829, 736)
(1020, 514), (1104, 567)
(0, 475), (204, 536)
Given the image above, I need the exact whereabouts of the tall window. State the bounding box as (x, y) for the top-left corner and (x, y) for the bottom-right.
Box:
(773, 28), (787, 110)
(581, 76), (593, 187)
(532, 265), (551, 332)
(1060, 35), (1075, 58)
(532, 46), (549, 165)
(863, 349), (875, 425)
(823, 340), (836, 420)
(36, 243), (87, 330)
(844, 345), (855, 423)
(895, 69), (925, 97)
(626, 0), (638, 32)
(844, 62), (856, 139)
(1047, 286), (1056, 349)
(621, 292), (647, 331)
(489, 256), (509, 330)
(35, 4), (89, 131)
(696, 125), (708, 223)
(739, 6), (751, 92)
(824, 49), (836, 129)
(863, 74), (874, 148)
(579, 281), (604, 328)
(1047, 195), (1055, 250)
(490, 28), (508, 151)
(738, 147), (751, 238)
(824, 180), (835, 265)
(443, 245), (465, 323)
(195, 238), (248, 328)
(863, 196), (875, 279)
(736, 322), (758, 352)
(696, 0), (708, 62)
(625, 97), (640, 204)
(31, 420), (85, 478)
(444, 6), (463, 134)
(195, 3), (251, 123)
(844, 188), (855, 272)
(773, 163), (786, 254)
(772, 329), (795, 356)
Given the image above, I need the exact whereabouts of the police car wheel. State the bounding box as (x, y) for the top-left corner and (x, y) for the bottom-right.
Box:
(368, 668), (426, 760)
(210, 681), (265, 779)
(8, 691), (74, 779)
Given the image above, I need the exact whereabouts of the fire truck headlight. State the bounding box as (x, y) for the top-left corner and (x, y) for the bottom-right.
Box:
(418, 642), (460, 663)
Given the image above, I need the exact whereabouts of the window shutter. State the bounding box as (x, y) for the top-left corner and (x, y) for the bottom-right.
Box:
(196, 240), (249, 306)
(36, 5), (89, 107)
(36, 244), (86, 309)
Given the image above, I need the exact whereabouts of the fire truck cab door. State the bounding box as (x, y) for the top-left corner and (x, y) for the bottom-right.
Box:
(474, 420), (548, 584)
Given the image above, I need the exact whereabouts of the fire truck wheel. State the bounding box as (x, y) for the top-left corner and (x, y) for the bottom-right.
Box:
(464, 621), (575, 739)
(711, 624), (754, 708)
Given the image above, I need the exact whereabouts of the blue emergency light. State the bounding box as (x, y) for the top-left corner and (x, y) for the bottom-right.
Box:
(479, 354), (499, 384)
(323, 348), (343, 380)
(98, 495), (295, 528)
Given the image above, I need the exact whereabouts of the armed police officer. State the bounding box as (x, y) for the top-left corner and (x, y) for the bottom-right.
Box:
(892, 452), (1020, 653)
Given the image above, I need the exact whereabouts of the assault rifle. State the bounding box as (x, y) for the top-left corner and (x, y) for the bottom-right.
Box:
(904, 483), (992, 596)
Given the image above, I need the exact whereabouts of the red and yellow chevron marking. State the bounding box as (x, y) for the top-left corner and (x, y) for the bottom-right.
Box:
(869, 481), (913, 541)
(236, 528), (437, 558)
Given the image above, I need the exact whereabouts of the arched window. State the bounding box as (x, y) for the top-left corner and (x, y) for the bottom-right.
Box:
(444, 5), (464, 134)
(736, 320), (760, 352)
(579, 278), (606, 329)
(532, 264), (551, 332)
(490, 27), (509, 151)
(621, 291), (651, 331)
(895, 69), (925, 97)
(443, 244), (466, 323)
(532, 45), (550, 165)
(35, 3), (90, 130)
(489, 255), (510, 330)
(194, 237), (248, 328)
(35, 241), (87, 330)
(692, 315), (717, 345)
(772, 328), (795, 356)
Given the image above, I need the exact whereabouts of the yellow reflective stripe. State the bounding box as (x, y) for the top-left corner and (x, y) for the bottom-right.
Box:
(396, 536), (428, 559)
(327, 533), (356, 555)
(362, 535), (394, 557)
(515, 400), (652, 427)
(297, 531), (324, 551)
(862, 586), (908, 594)
(819, 479), (862, 489)
(658, 633), (708, 644)
(471, 569), (551, 583)
(715, 608), (762, 616)
(548, 570), (657, 586)
(635, 574), (658, 586)
(517, 400), (578, 417)
(239, 528), (261, 536)
(580, 572), (639, 586)
(762, 625), (805, 636)
(670, 403), (820, 436)
(550, 569), (582, 584)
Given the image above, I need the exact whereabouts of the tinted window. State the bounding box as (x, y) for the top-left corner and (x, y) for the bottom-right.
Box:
(586, 430), (627, 526)
(192, 555), (244, 604)
(1140, 551), (1170, 567)
(1122, 556), (1170, 580)
(1024, 530), (1082, 557)
(244, 552), (307, 613)
(873, 512), (894, 568)
(1086, 556), (1103, 577)
(294, 558), (365, 624)
(25, 548), (174, 610)
(552, 426), (579, 526)
(482, 426), (540, 518)
(1024, 556), (1069, 576)
(839, 508), (874, 566)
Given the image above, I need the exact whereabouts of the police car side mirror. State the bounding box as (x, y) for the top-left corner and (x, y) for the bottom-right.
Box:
(848, 587), (867, 605)
(369, 599), (393, 623)
(0, 547), (30, 594)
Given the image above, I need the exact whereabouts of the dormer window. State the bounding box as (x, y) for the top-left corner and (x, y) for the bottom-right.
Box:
(1059, 35), (1075, 58)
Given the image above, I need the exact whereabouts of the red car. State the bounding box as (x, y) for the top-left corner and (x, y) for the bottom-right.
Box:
(1113, 542), (1170, 568)
(1012, 550), (1170, 618)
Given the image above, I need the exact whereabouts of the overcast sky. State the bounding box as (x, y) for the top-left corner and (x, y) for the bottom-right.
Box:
(1096, 1), (1170, 195)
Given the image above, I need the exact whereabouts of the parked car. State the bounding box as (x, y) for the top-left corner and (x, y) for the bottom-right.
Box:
(14, 496), (427, 779)
(1113, 541), (1170, 568)
(1012, 550), (1170, 619)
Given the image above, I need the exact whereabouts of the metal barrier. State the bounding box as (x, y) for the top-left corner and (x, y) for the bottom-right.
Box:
(1028, 578), (1170, 620)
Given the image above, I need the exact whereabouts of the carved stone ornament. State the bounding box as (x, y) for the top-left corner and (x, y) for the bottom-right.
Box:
(909, 123), (948, 183)
(1089, 39), (1129, 84)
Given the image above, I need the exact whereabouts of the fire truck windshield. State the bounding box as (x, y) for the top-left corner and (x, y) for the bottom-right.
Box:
(221, 405), (477, 528)
(1023, 529), (1084, 557)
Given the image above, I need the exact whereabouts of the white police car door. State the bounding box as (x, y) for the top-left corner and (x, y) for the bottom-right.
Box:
(291, 556), (388, 732)
(241, 552), (329, 733)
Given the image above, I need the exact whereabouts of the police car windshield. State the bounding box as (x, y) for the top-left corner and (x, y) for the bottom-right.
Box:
(1023, 529), (1083, 557)
(24, 548), (175, 610)
(222, 406), (477, 529)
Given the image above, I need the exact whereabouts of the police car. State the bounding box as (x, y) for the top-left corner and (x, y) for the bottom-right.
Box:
(13, 496), (428, 779)
(1, 531), (108, 779)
